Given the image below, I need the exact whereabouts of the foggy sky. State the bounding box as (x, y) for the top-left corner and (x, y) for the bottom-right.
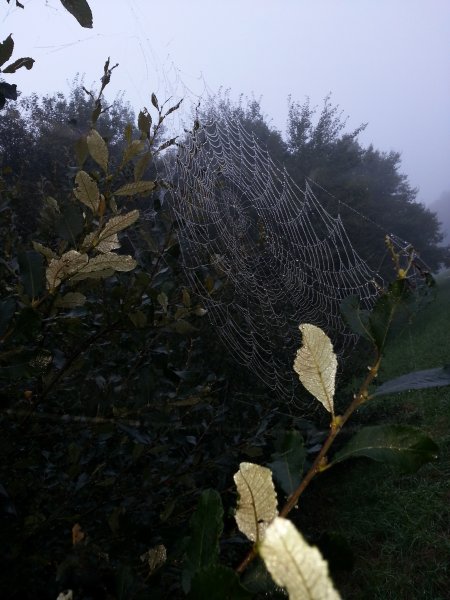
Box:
(3, 0), (450, 206)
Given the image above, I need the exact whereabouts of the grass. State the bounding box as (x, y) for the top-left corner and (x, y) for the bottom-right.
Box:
(297, 270), (450, 599)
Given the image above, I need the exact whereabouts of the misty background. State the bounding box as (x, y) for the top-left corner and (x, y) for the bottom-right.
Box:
(3, 0), (450, 236)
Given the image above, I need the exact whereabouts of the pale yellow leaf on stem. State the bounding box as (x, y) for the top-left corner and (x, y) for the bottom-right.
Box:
(260, 517), (341, 600)
(234, 462), (278, 543)
(293, 324), (337, 415)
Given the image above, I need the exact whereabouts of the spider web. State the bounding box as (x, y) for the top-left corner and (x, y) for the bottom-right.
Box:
(165, 107), (384, 401)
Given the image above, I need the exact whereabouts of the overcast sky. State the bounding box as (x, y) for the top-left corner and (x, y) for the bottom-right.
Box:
(3, 0), (450, 205)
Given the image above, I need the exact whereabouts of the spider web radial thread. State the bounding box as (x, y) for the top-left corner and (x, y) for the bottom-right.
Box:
(165, 109), (383, 402)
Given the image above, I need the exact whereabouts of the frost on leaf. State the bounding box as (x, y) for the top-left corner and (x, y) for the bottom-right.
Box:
(74, 170), (100, 214)
(234, 462), (277, 543)
(260, 517), (341, 600)
(87, 129), (108, 172)
(293, 324), (337, 415)
(46, 251), (88, 291)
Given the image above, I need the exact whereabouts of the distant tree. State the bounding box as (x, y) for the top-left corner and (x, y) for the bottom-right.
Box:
(430, 190), (450, 245)
(284, 95), (449, 272)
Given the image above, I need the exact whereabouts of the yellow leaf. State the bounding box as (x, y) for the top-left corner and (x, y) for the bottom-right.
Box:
(293, 324), (337, 415)
(87, 129), (108, 172)
(79, 252), (137, 275)
(74, 170), (100, 214)
(100, 210), (140, 238)
(113, 181), (156, 197)
(234, 462), (278, 543)
(260, 517), (341, 600)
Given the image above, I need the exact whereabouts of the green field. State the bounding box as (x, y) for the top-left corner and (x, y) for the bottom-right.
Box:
(300, 271), (450, 599)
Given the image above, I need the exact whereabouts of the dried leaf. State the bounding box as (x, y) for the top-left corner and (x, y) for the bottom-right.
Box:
(113, 180), (155, 197)
(260, 517), (340, 600)
(74, 170), (100, 214)
(87, 128), (108, 172)
(46, 250), (88, 291)
(234, 462), (278, 543)
(293, 324), (337, 415)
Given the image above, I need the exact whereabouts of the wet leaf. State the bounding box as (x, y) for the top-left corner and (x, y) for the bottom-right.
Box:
(293, 324), (337, 415)
(268, 430), (305, 496)
(183, 489), (224, 593)
(101, 209), (140, 238)
(87, 128), (108, 172)
(114, 180), (155, 196)
(331, 425), (439, 473)
(372, 366), (450, 397)
(260, 517), (341, 600)
(46, 250), (88, 291)
(234, 462), (278, 543)
(74, 170), (100, 213)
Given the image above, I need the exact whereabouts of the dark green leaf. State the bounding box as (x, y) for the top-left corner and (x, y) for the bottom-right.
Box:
(18, 250), (44, 299)
(183, 489), (224, 593)
(332, 425), (439, 473)
(56, 203), (84, 242)
(372, 366), (450, 397)
(138, 109), (151, 137)
(368, 279), (410, 351)
(188, 565), (252, 600)
(115, 565), (135, 600)
(2, 57), (34, 73)
(340, 295), (372, 340)
(59, 0), (93, 28)
(240, 558), (286, 597)
(0, 35), (14, 68)
(268, 430), (305, 496)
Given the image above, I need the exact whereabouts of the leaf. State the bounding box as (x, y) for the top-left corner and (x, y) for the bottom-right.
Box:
(59, 0), (93, 28)
(372, 366), (450, 397)
(259, 517), (341, 600)
(183, 489), (224, 593)
(122, 139), (146, 164)
(32, 241), (57, 262)
(0, 35), (14, 68)
(87, 129), (108, 172)
(74, 135), (89, 168)
(138, 109), (151, 137)
(134, 151), (152, 182)
(82, 252), (137, 273)
(293, 324), (337, 415)
(2, 57), (34, 73)
(188, 565), (252, 600)
(157, 292), (168, 313)
(113, 180), (156, 197)
(18, 250), (45, 300)
(56, 203), (84, 242)
(234, 462), (278, 543)
(100, 210), (140, 238)
(74, 170), (100, 213)
(340, 295), (372, 340)
(331, 425), (439, 473)
(82, 231), (121, 253)
(268, 430), (305, 496)
(151, 92), (159, 109)
(46, 250), (88, 291)
(140, 544), (167, 576)
(54, 292), (86, 309)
